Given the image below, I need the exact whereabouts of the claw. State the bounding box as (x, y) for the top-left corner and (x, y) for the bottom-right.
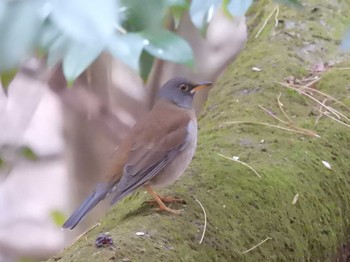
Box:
(145, 187), (185, 215)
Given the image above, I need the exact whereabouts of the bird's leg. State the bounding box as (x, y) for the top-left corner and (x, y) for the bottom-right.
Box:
(145, 187), (183, 214)
(145, 194), (186, 204)
(155, 195), (186, 203)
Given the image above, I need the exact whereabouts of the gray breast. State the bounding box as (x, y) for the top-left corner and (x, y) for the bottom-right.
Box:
(147, 120), (197, 189)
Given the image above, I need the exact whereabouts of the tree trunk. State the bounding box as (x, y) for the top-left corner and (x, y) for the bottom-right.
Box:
(51, 0), (350, 261)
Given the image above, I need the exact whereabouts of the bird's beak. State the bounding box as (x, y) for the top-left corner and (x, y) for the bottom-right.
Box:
(191, 82), (213, 94)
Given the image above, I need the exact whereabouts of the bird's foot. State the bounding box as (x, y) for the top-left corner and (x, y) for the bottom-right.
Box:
(145, 195), (186, 205)
(145, 187), (185, 215)
(153, 205), (184, 215)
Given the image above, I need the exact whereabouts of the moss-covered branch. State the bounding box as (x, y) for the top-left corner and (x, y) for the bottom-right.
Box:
(51, 0), (350, 261)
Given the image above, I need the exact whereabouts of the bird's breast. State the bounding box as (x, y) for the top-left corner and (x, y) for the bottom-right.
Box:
(147, 120), (197, 189)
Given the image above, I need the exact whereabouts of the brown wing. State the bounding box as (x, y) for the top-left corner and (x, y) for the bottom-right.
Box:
(109, 100), (195, 204)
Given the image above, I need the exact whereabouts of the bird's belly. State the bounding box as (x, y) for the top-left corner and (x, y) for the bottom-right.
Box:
(147, 121), (197, 189)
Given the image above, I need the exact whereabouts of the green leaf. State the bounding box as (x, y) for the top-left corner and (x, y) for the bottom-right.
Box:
(46, 34), (71, 68)
(21, 146), (38, 161)
(170, 2), (190, 28)
(165, 0), (187, 6)
(142, 29), (194, 66)
(38, 20), (70, 67)
(0, 69), (17, 94)
(221, 0), (232, 18)
(109, 33), (146, 71)
(51, 0), (118, 44)
(139, 50), (154, 81)
(120, 0), (166, 32)
(50, 210), (66, 227)
(226, 0), (253, 17)
(38, 20), (68, 67)
(189, 0), (220, 30)
(0, 1), (42, 71)
(63, 42), (103, 82)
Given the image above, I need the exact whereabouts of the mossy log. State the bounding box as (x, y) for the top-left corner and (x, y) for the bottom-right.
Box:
(51, 0), (350, 261)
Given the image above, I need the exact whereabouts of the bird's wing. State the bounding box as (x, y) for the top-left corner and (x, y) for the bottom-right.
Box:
(62, 182), (114, 229)
(110, 103), (194, 204)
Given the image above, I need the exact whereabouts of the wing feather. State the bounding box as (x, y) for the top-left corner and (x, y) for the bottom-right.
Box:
(109, 101), (195, 203)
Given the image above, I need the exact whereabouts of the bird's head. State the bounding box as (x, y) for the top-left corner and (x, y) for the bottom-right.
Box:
(158, 77), (212, 109)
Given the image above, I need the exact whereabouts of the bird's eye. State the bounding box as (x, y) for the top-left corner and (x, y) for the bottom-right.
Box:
(179, 84), (189, 92)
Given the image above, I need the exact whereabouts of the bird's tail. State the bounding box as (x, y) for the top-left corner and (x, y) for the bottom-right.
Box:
(62, 183), (114, 230)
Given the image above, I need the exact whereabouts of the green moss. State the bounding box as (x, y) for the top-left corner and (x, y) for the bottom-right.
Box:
(51, 0), (350, 261)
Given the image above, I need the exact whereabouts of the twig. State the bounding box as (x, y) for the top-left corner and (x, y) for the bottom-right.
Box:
(260, 96), (320, 137)
(258, 105), (288, 125)
(282, 82), (350, 122)
(304, 76), (321, 87)
(217, 153), (261, 179)
(67, 223), (101, 247)
(300, 85), (350, 111)
(274, 5), (279, 27)
(194, 197), (207, 244)
(255, 5), (279, 38)
(277, 93), (293, 123)
(225, 121), (320, 137)
(314, 107), (350, 129)
(275, 94), (319, 136)
(315, 98), (327, 125)
(242, 236), (272, 254)
(279, 82), (343, 120)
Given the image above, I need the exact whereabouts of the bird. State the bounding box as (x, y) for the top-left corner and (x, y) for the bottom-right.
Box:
(62, 77), (212, 229)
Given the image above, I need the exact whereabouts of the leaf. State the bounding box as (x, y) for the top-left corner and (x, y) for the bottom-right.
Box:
(0, 69), (17, 94)
(164, 0), (187, 6)
(63, 41), (103, 82)
(51, 0), (118, 44)
(46, 34), (71, 68)
(108, 33), (146, 71)
(0, 1), (42, 71)
(170, 2), (190, 29)
(221, 0), (232, 18)
(120, 0), (166, 32)
(50, 210), (66, 227)
(37, 21), (71, 67)
(0, 1), (5, 18)
(142, 29), (194, 66)
(226, 0), (253, 17)
(139, 50), (154, 81)
(21, 146), (38, 161)
(189, 0), (221, 30)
